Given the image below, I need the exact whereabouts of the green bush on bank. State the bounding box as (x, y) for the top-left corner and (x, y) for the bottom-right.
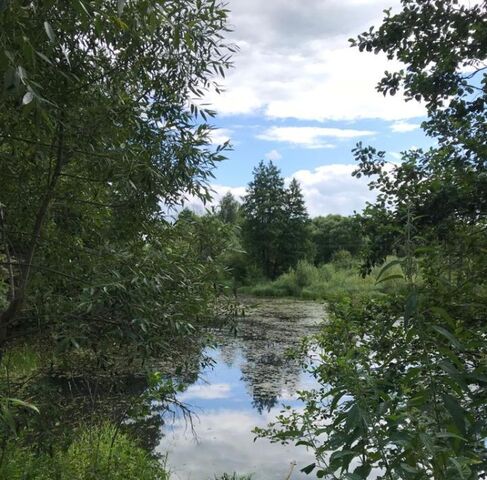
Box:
(240, 257), (404, 301)
(0, 424), (168, 480)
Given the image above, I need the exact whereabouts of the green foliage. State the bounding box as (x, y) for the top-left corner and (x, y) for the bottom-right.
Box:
(214, 474), (253, 480)
(351, 0), (487, 274)
(23, 218), (234, 362)
(241, 161), (310, 279)
(0, 424), (168, 480)
(257, 291), (487, 479)
(282, 179), (312, 268)
(0, 253), (7, 311)
(241, 259), (402, 301)
(257, 2), (487, 478)
(0, 0), (233, 348)
(1, 344), (43, 379)
(311, 215), (364, 264)
(331, 249), (354, 270)
(295, 259), (320, 289)
(218, 192), (241, 225)
(0, 1), (236, 475)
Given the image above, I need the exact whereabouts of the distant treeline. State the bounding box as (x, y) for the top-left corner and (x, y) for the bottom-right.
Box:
(178, 159), (364, 286)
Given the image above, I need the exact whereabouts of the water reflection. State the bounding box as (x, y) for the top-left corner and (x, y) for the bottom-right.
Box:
(158, 297), (324, 480)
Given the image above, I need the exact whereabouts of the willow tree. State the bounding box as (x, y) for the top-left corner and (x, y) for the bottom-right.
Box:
(0, 1), (234, 354)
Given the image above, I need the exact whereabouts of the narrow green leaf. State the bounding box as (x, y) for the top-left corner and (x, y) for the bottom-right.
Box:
(432, 325), (464, 351)
(400, 463), (418, 474)
(449, 458), (466, 479)
(35, 51), (53, 65)
(9, 398), (40, 414)
(296, 440), (314, 448)
(435, 431), (467, 441)
(375, 258), (403, 283)
(22, 91), (33, 105)
(300, 463), (316, 474)
(44, 21), (56, 43)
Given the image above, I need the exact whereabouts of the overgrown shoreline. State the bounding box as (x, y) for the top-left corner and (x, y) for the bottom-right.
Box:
(239, 257), (404, 302)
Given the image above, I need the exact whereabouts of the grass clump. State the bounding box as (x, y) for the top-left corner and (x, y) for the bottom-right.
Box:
(0, 423), (168, 480)
(242, 257), (404, 302)
(1, 343), (44, 379)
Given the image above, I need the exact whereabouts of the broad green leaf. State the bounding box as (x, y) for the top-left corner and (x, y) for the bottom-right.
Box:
(353, 464), (372, 478)
(345, 404), (362, 430)
(404, 289), (418, 327)
(442, 393), (467, 434)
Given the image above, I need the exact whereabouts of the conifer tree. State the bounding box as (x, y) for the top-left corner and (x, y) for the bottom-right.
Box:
(241, 162), (309, 278)
(217, 192), (240, 224)
(281, 178), (310, 268)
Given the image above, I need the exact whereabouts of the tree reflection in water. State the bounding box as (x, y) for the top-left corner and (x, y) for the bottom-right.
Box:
(160, 297), (324, 480)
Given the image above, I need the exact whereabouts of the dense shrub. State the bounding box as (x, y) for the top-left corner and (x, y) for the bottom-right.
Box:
(0, 424), (168, 480)
(242, 259), (402, 301)
(330, 249), (353, 270)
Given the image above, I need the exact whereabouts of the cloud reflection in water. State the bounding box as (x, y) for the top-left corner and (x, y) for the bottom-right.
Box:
(157, 298), (324, 480)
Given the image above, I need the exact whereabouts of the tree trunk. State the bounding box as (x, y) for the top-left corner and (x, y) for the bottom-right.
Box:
(0, 120), (66, 349)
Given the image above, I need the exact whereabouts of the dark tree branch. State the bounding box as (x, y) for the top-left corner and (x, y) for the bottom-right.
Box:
(0, 116), (69, 344)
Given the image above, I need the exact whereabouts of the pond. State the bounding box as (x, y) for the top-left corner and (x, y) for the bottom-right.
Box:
(157, 297), (325, 480)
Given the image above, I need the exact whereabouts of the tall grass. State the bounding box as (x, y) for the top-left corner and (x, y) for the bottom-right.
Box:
(0, 423), (169, 480)
(2, 344), (44, 379)
(240, 257), (404, 302)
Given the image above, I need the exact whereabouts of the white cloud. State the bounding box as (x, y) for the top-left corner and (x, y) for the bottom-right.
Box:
(210, 128), (233, 146)
(159, 408), (314, 480)
(184, 164), (376, 218)
(264, 149), (282, 161)
(390, 121), (420, 133)
(205, 0), (426, 122)
(289, 164), (376, 216)
(210, 184), (246, 203)
(179, 383), (232, 401)
(258, 126), (376, 149)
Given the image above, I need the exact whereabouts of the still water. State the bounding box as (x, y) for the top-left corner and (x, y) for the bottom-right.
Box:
(157, 297), (325, 480)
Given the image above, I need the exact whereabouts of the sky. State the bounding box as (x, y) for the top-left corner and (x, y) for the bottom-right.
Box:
(191, 0), (434, 217)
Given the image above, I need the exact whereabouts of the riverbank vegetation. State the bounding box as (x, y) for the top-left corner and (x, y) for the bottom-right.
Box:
(1, 424), (169, 480)
(1, 0), (486, 478)
(239, 256), (404, 301)
(0, 0), (236, 477)
(254, 1), (487, 478)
